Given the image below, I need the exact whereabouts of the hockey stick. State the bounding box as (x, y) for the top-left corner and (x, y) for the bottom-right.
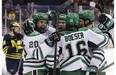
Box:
(74, 0), (78, 13)
(53, 0), (74, 75)
(15, 58), (23, 75)
(98, 62), (114, 73)
(56, 0), (74, 14)
(15, 45), (24, 75)
(86, 62), (114, 75)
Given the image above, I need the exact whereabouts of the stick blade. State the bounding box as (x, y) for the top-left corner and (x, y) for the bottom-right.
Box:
(57, 0), (74, 13)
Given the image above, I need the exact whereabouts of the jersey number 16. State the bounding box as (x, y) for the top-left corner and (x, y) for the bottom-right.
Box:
(66, 40), (87, 56)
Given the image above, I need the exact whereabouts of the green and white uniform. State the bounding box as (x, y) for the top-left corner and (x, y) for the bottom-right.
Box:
(44, 27), (58, 68)
(22, 19), (55, 75)
(78, 10), (109, 75)
(97, 13), (114, 47)
(45, 13), (67, 68)
(59, 29), (109, 72)
(23, 31), (47, 74)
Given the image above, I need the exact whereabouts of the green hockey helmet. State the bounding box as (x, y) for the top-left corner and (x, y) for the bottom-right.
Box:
(59, 14), (66, 21)
(32, 12), (49, 25)
(23, 19), (35, 35)
(66, 13), (79, 27)
(79, 10), (94, 23)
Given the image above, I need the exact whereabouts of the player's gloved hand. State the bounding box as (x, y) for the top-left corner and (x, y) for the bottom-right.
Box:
(49, 32), (60, 41)
(97, 24), (107, 32)
(87, 66), (98, 75)
(46, 10), (56, 20)
(45, 32), (60, 47)
(97, 20), (114, 32)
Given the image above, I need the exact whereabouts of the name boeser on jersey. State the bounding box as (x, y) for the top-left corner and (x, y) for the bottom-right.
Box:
(65, 32), (84, 42)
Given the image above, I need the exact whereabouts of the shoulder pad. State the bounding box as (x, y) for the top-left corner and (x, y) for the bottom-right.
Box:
(27, 31), (41, 36)
(4, 34), (11, 39)
(90, 27), (103, 34)
(60, 30), (77, 35)
(78, 27), (89, 31)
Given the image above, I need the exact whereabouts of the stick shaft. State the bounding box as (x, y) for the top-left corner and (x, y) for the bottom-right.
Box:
(98, 62), (114, 72)
(53, 0), (74, 75)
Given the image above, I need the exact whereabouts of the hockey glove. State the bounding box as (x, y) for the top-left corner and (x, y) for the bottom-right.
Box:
(49, 32), (61, 41)
(45, 32), (60, 47)
(97, 24), (107, 32)
(87, 66), (98, 75)
(97, 22), (114, 32)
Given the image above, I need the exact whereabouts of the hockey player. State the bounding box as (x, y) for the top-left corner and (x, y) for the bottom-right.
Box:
(58, 14), (67, 32)
(2, 22), (23, 75)
(78, 10), (113, 38)
(32, 12), (56, 37)
(32, 12), (57, 75)
(78, 10), (94, 28)
(22, 19), (48, 75)
(78, 10), (108, 75)
(45, 14), (67, 75)
(78, 10), (101, 31)
(78, 10), (110, 46)
(45, 12), (109, 75)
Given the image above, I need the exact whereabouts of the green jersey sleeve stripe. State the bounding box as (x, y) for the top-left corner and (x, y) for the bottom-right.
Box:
(93, 50), (104, 54)
(101, 36), (109, 48)
(46, 63), (54, 66)
(46, 55), (59, 58)
(38, 45), (44, 59)
(92, 55), (103, 62)
(99, 61), (107, 69)
(98, 35), (106, 47)
(98, 35), (109, 48)
(93, 48), (105, 53)
(61, 57), (89, 69)
(93, 52), (104, 58)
